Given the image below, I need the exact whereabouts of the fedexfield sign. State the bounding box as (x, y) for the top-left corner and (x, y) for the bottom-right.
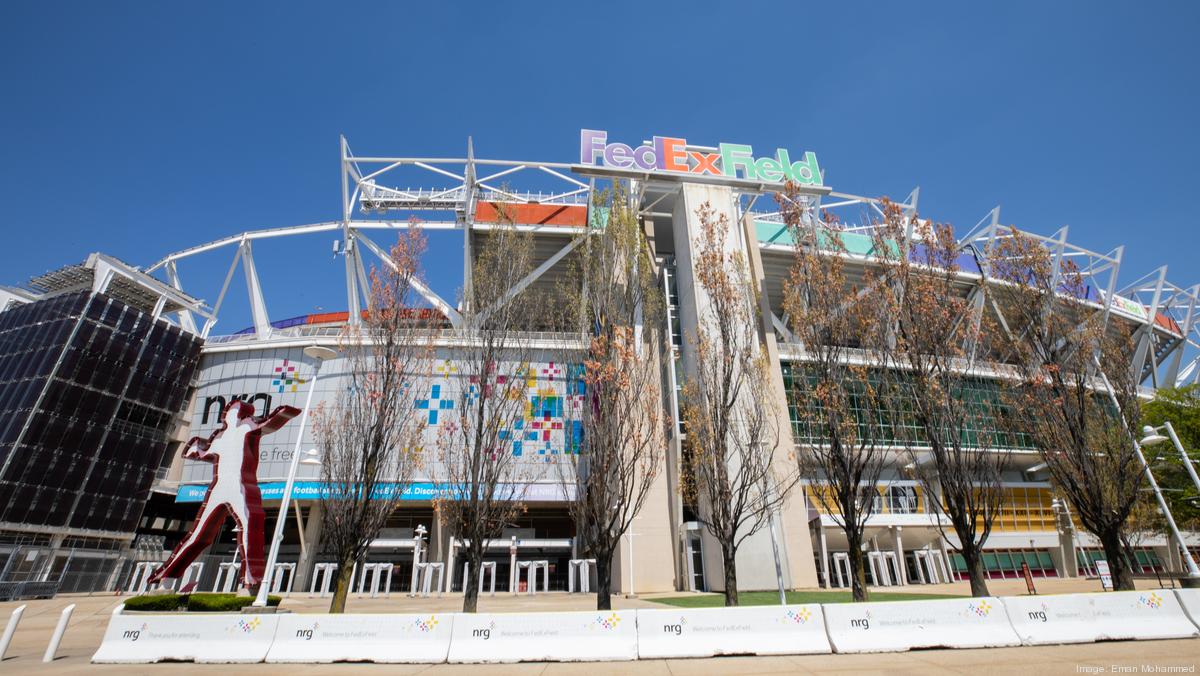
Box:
(579, 129), (823, 186)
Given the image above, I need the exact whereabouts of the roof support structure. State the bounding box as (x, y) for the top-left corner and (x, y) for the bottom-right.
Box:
(164, 261), (199, 334)
(355, 231), (463, 328)
(1164, 284), (1200, 385)
(1127, 265), (1168, 384)
(473, 235), (584, 328)
(342, 135), (362, 328)
(130, 137), (1195, 386)
(239, 239), (272, 339)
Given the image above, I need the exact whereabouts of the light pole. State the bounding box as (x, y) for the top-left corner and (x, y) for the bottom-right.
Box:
(1142, 422), (1200, 494)
(1127, 430), (1200, 581)
(759, 461), (786, 606)
(1141, 421), (1200, 578)
(1094, 366), (1200, 584)
(624, 529), (636, 598)
(253, 344), (337, 607)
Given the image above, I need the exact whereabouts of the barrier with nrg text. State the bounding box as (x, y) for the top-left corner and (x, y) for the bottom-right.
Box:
(91, 591), (1200, 664)
(91, 611), (280, 664)
(635, 605), (830, 658)
(446, 609), (638, 663)
(822, 596), (1020, 653)
(1002, 590), (1199, 645)
(264, 612), (453, 663)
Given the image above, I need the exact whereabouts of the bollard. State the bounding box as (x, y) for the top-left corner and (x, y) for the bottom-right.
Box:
(0, 605), (25, 661)
(41, 603), (74, 663)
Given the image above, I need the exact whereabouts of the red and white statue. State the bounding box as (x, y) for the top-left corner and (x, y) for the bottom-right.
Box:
(149, 399), (301, 589)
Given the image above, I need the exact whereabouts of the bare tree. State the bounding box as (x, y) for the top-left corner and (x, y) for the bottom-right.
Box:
(779, 186), (897, 602)
(435, 219), (541, 613)
(314, 230), (433, 613)
(557, 184), (667, 610)
(873, 200), (1011, 597)
(680, 202), (798, 607)
(991, 228), (1143, 591)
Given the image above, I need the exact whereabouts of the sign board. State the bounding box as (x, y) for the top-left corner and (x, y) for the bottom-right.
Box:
(635, 605), (830, 658)
(823, 597), (1020, 653)
(447, 611), (637, 663)
(579, 130), (823, 187)
(176, 481), (572, 504)
(1095, 560), (1112, 591)
(92, 613), (280, 664)
(265, 613), (453, 663)
(1003, 590), (1199, 645)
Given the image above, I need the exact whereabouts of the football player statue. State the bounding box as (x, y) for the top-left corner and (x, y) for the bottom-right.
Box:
(149, 399), (301, 591)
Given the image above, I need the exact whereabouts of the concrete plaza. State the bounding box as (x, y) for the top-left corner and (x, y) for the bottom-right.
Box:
(1, 577), (1197, 674)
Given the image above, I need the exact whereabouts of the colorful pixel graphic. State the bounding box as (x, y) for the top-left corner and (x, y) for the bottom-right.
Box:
(235, 617), (262, 634)
(1139, 592), (1164, 609)
(415, 616), (439, 632)
(785, 608), (812, 624)
(967, 600), (992, 617)
(427, 360), (586, 458)
(271, 359), (307, 393)
(415, 384), (454, 425)
(592, 613), (621, 630)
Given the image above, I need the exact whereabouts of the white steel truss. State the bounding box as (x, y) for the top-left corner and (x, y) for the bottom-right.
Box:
(135, 137), (1194, 388)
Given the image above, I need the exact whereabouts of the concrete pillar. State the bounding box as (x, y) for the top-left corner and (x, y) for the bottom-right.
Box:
(1056, 525), (1079, 578)
(892, 526), (907, 585)
(670, 182), (818, 592)
(508, 536), (518, 594)
(294, 503), (323, 592)
(818, 525), (829, 588)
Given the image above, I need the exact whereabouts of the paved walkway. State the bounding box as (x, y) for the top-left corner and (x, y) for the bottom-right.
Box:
(0, 577), (1195, 674)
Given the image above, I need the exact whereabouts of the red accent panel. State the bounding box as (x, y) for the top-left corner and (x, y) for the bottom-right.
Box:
(307, 311), (350, 325)
(1154, 312), (1182, 335)
(474, 201), (586, 227)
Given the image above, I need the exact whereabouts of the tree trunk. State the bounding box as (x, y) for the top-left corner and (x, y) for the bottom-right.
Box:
(960, 545), (990, 597)
(846, 531), (870, 602)
(722, 545), (739, 607)
(462, 550), (481, 613)
(1099, 528), (1135, 591)
(327, 558), (355, 613)
(595, 553), (613, 611)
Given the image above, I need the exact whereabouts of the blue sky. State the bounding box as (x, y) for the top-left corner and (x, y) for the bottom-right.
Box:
(1, 2), (1197, 333)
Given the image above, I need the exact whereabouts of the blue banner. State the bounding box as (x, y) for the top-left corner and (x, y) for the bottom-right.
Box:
(174, 481), (570, 503)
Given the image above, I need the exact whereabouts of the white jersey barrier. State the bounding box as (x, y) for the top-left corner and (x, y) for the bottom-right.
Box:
(93, 590), (1200, 665)
(1003, 590), (1199, 645)
(1174, 589), (1200, 632)
(447, 610), (638, 663)
(823, 597), (1020, 653)
(636, 605), (830, 658)
(92, 612), (280, 663)
(265, 612), (453, 663)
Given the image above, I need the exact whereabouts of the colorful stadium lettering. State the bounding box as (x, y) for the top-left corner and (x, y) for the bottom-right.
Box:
(579, 129), (822, 186)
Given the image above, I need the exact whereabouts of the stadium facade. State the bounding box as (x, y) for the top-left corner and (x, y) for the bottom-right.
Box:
(2, 131), (1198, 596)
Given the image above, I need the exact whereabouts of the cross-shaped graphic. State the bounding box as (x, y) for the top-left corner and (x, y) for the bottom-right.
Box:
(415, 384), (454, 424)
(271, 359), (307, 393)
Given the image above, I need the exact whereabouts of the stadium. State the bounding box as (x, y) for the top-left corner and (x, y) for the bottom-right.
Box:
(0, 130), (1196, 598)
